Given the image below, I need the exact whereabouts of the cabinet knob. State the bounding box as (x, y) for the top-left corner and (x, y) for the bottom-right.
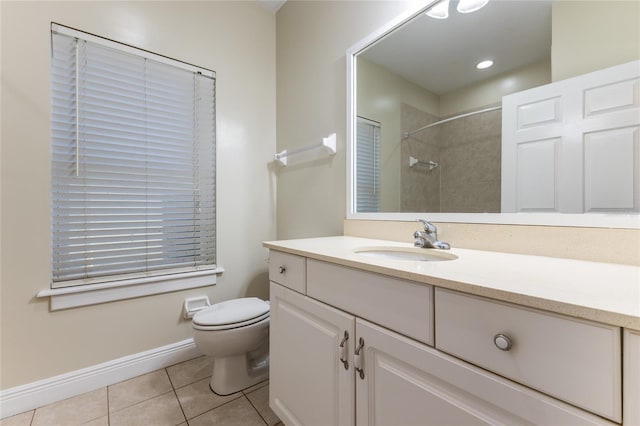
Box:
(493, 334), (513, 351)
(278, 265), (286, 274)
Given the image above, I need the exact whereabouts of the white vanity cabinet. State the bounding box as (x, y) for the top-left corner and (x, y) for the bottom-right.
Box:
(624, 329), (640, 425)
(355, 318), (614, 426)
(268, 250), (623, 426)
(435, 288), (622, 421)
(269, 282), (354, 426)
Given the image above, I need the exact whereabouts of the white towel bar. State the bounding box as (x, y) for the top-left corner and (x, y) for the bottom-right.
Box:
(275, 133), (336, 166)
(409, 156), (438, 171)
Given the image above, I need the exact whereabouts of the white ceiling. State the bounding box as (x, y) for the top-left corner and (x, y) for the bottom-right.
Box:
(360, 0), (553, 95)
(258, 0), (287, 13)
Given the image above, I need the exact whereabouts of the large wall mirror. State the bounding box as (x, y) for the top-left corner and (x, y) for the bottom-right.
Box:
(346, 0), (640, 228)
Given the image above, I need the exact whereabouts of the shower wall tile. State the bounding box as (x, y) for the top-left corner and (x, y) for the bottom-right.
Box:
(400, 103), (502, 213)
(440, 107), (501, 212)
(401, 104), (441, 212)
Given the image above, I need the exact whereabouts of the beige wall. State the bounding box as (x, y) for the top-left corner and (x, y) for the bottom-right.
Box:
(357, 58), (439, 212)
(552, 1), (640, 81)
(439, 57), (551, 117)
(276, 0), (423, 239)
(0, 1), (276, 389)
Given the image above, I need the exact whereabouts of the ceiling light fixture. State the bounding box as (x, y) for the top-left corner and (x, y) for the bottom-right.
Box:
(457, 0), (490, 14)
(426, 0), (450, 19)
(476, 60), (494, 69)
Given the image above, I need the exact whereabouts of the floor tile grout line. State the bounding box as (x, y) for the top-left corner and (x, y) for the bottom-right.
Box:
(172, 388), (188, 426)
(107, 370), (175, 415)
(172, 375), (214, 393)
(242, 380), (269, 396)
(108, 389), (176, 417)
(12, 359), (205, 426)
(106, 385), (111, 426)
(183, 393), (246, 423)
(168, 367), (189, 426)
(244, 393), (269, 426)
(166, 358), (214, 392)
(166, 366), (178, 391)
(27, 388), (109, 426)
(17, 358), (272, 426)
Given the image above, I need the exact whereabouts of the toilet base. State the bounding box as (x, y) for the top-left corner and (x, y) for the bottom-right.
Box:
(209, 347), (269, 395)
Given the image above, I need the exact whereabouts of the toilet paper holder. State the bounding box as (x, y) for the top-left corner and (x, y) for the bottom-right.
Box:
(183, 296), (211, 319)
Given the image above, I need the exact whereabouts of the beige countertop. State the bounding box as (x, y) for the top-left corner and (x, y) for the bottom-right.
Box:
(264, 236), (640, 330)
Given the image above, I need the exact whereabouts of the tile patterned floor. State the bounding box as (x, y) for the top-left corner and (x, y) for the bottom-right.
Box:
(1, 356), (282, 426)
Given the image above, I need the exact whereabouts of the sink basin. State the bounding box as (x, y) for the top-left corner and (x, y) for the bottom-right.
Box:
(353, 246), (458, 262)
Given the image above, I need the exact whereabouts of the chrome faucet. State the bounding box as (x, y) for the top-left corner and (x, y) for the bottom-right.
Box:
(414, 219), (450, 250)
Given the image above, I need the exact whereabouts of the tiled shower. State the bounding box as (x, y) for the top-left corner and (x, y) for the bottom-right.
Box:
(401, 103), (502, 213)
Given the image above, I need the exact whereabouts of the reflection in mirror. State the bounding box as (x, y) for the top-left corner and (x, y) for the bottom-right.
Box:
(352, 0), (640, 222)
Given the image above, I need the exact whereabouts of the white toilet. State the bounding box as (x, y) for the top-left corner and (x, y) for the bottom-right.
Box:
(192, 297), (270, 395)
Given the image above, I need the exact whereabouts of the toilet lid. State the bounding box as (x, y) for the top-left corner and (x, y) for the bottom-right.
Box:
(193, 297), (269, 327)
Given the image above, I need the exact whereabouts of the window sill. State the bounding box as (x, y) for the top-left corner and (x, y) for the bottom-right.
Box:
(37, 268), (224, 311)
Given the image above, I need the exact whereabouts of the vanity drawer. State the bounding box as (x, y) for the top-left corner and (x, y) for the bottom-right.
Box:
(269, 251), (306, 293)
(435, 288), (622, 422)
(307, 259), (433, 345)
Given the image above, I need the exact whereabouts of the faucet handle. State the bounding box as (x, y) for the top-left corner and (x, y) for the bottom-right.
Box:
(416, 219), (437, 234)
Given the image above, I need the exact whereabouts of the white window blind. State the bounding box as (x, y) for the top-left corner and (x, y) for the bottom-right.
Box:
(355, 117), (381, 212)
(50, 25), (216, 287)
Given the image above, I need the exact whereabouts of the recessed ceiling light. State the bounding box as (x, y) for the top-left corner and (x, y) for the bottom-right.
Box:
(476, 60), (494, 70)
(457, 0), (490, 14)
(426, 0), (450, 19)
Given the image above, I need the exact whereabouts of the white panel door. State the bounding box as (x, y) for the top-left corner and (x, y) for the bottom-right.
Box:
(269, 282), (355, 426)
(580, 64), (640, 213)
(502, 60), (640, 213)
(502, 89), (570, 213)
(584, 127), (639, 211)
(355, 318), (614, 426)
(516, 138), (559, 211)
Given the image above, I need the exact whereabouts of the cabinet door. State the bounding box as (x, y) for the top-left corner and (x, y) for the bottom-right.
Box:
(624, 329), (640, 426)
(270, 282), (355, 426)
(355, 318), (613, 426)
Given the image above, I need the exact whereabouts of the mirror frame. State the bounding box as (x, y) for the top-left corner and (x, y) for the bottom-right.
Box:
(346, 0), (639, 229)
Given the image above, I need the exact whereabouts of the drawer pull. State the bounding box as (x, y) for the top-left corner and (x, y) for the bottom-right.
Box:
(338, 331), (349, 370)
(494, 334), (513, 351)
(278, 265), (286, 274)
(354, 337), (365, 379)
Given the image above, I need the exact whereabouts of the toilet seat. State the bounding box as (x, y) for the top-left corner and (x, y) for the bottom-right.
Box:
(193, 311), (269, 331)
(193, 297), (270, 331)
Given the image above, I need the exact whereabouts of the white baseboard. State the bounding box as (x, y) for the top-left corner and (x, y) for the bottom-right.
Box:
(0, 338), (201, 419)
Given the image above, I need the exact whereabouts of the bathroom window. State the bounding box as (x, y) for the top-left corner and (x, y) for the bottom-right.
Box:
(355, 117), (381, 212)
(50, 24), (217, 289)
